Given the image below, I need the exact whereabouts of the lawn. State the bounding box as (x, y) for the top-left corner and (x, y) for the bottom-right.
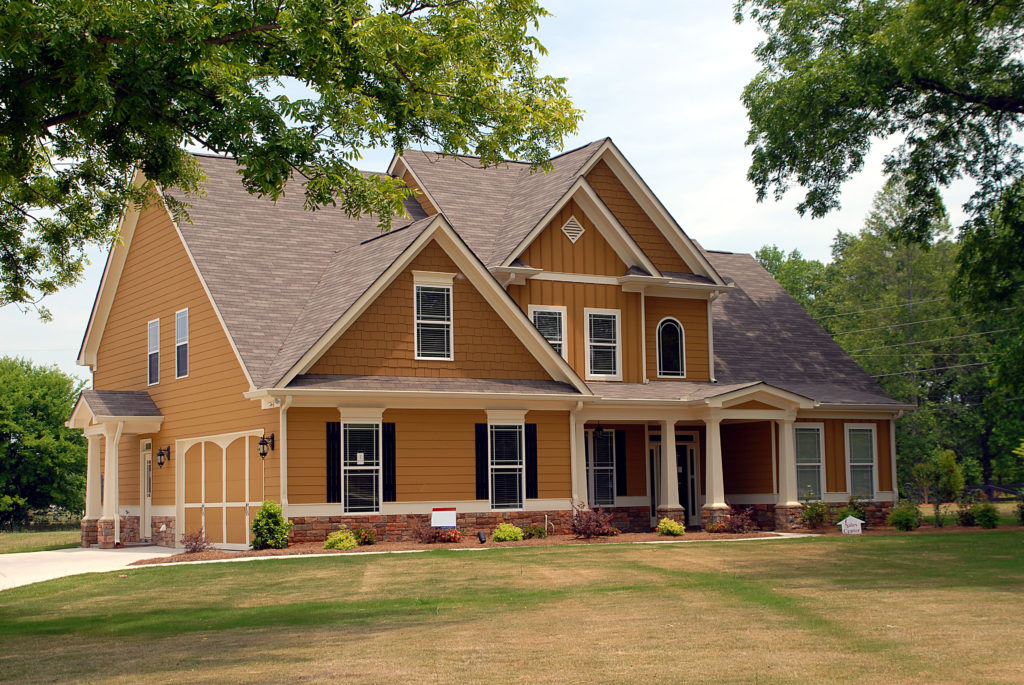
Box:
(1, 531), (1022, 684)
(0, 528), (80, 554)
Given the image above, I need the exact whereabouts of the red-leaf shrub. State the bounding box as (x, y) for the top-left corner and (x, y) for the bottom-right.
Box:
(571, 501), (615, 538)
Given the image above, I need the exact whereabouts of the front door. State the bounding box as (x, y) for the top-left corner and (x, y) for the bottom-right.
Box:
(141, 439), (153, 539)
(676, 432), (701, 526)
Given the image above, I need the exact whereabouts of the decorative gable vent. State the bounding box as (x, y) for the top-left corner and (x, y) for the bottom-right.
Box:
(561, 216), (585, 244)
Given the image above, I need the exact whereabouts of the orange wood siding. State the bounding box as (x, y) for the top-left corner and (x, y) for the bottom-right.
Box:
(721, 422), (774, 494)
(527, 410), (572, 499)
(644, 297), (709, 381)
(286, 408), (336, 504)
(387, 409), (484, 502)
(797, 418), (893, 494)
(508, 281), (643, 383)
(585, 160), (691, 274)
(518, 199), (626, 276)
(402, 171), (438, 216)
(93, 204), (279, 507)
(118, 435), (140, 504)
(310, 240), (551, 380)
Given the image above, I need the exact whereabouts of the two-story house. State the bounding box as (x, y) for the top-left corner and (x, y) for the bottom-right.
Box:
(67, 139), (910, 549)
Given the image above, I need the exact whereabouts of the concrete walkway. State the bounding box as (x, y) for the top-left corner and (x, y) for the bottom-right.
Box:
(0, 546), (177, 592)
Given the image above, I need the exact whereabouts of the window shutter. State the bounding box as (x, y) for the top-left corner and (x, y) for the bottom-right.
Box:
(475, 423), (489, 501)
(525, 423), (538, 499)
(383, 422), (396, 502)
(615, 429), (628, 497)
(326, 422), (341, 503)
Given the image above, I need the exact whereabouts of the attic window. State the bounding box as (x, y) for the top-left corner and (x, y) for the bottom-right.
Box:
(561, 216), (585, 244)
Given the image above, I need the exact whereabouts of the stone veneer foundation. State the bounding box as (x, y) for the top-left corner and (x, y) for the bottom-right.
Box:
(699, 501), (894, 531)
(80, 518), (98, 547)
(151, 516), (176, 547)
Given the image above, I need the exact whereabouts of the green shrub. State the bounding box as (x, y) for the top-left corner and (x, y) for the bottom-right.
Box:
(351, 525), (376, 545)
(324, 527), (358, 550)
(887, 500), (922, 532)
(956, 493), (979, 526)
(972, 501), (999, 529)
(1016, 490), (1024, 526)
(835, 497), (869, 526)
(492, 523), (524, 542)
(522, 523), (547, 539)
(801, 500), (831, 528)
(250, 500), (293, 549)
(657, 517), (686, 536)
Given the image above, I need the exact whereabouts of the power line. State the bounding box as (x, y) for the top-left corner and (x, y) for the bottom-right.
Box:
(871, 361), (994, 378)
(846, 328), (1017, 352)
(832, 308), (1019, 336)
(855, 351), (1000, 357)
(817, 296), (948, 319)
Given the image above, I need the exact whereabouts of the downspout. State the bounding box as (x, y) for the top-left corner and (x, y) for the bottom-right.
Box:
(640, 288), (648, 383)
(280, 395), (293, 509)
(707, 292), (719, 383)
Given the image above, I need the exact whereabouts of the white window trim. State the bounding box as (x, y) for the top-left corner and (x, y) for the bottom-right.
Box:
(488, 422), (526, 511)
(794, 422), (826, 501)
(585, 428), (617, 507)
(844, 423), (879, 500)
(413, 272), (455, 362)
(584, 307), (622, 381)
(656, 316), (686, 378)
(528, 304), (569, 361)
(147, 318), (160, 386)
(341, 420), (383, 514)
(175, 308), (189, 379)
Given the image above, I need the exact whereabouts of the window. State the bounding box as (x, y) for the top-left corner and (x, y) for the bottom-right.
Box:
(343, 423), (380, 513)
(586, 429), (616, 506)
(846, 425), (876, 499)
(585, 308), (621, 380)
(656, 318), (685, 377)
(795, 424), (824, 500)
(529, 305), (568, 360)
(147, 319), (159, 385)
(490, 425), (524, 510)
(414, 274), (453, 360)
(175, 309), (189, 378)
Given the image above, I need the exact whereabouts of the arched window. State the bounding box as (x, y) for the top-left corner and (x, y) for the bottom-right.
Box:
(657, 318), (685, 377)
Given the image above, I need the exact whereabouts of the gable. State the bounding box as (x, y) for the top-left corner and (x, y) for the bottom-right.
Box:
(586, 159), (692, 274)
(518, 199), (627, 276)
(308, 239), (553, 381)
(402, 170), (439, 216)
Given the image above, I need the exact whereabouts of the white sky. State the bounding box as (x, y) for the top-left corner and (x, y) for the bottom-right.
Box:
(0, 3), (973, 380)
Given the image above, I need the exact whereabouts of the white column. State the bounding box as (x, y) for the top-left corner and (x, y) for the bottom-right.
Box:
(101, 422), (124, 542)
(279, 398), (292, 507)
(572, 414), (588, 506)
(84, 434), (102, 519)
(704, 414), (726, 509)
(777, 417), (800, 507)
(659, 419), (681, 510)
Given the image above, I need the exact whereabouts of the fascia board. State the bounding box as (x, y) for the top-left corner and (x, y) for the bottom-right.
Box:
(705, 383), (816, 409)
(392, 155), (443, 216)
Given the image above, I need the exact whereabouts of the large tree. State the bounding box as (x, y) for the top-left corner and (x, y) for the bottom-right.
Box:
(0, 0), (580, 310)
(736, 0), (1024, 391)
(0, 357), (86, 526)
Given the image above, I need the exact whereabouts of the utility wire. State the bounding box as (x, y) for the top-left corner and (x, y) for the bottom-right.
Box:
(846, 328), (1017, 353)
(871, 361), (994, 378)
(817, 296), (948, 319)
(831, 308), (1019, 336)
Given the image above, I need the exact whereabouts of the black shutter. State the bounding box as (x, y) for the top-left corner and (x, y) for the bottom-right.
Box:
(326, 422), (341, 503)
(383, 422), (396, 502)
(475, 423), (489, 501)
(615, 429), (628, 497)
(525, 423), (538, 499)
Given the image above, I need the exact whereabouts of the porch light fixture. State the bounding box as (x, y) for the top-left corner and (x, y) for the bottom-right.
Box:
(155, 446), (171, 468)
(257, 432), (275, 460)
(594, 423), (605, 439)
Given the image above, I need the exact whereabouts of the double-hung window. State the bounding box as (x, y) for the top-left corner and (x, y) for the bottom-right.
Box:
(585, 429), (616, 506)
(585, 308), (621, 380)
(656, 318), (685, 378)
(846, 425), (876, 499)
(343, 423), (380, 513)
(529, 305), (568, 360)
(490, 424), (524, 510)
(147, 319), (160, 385)
(175, 309), (189, 378)
(794, 424), (824, 500)
(413, 272), (454, 360)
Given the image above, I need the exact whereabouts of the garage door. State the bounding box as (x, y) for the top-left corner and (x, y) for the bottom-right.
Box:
(183, 434), (266, 547)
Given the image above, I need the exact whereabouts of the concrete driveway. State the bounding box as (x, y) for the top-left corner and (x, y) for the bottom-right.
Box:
(0, 546), (177, 592)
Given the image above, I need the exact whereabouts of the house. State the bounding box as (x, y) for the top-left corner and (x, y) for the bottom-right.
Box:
(67, 139), (911, 549)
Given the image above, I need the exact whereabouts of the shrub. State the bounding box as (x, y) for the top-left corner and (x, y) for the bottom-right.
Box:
(972, 500), (999, 529)
(570, 501), (615, 538)
(657, 517), (686, 536)
(705, 520), (729, 533)
(836, 497), (869, 526)
(887, 500), (922, 531)
(522, 523), (547, 539)
(801, 500), (831, 529)
(250, 500), (293, 549)
(956, 493), (979, 526)
(351, 525), (376, 546)
(181, 528), (213, 553)
(492, 523), (525, 542)
(410, 523), (462, 543)
(1016, 489), (1024, 526)
(727, 506), (756, 533)
(324, 527), (357, 551)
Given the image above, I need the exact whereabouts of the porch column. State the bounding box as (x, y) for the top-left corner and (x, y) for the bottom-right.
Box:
(776, 418), (800, 507)
(658, 419), (682, 511)
(99, 421), (124, 548)
(702, 414), (728, 525)
(572, 414), (587, 505)
(84, 434), (102, 519)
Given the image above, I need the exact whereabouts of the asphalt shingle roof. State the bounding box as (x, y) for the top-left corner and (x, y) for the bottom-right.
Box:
(81, 390), (162, 418)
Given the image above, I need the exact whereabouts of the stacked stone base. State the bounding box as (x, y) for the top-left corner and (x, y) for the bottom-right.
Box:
(152, 516), (176, 547)
(81, 518), (98, 547)
(120, 515), (140, 543)
(700, 506), (731, 528)
(773, 505), (803, 531)
(97, 519), (115, 548)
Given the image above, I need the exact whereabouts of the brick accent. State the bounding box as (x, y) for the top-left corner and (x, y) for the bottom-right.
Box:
(729, 504), (777, 531)
(97, 519), (115, 549)
(80, 518), (98, 547)
(774, 505), (803, 531)
(655, 506), (686, 524)
(828, 501), (892, 527)
(120, 515), (140, 544)
(151, 516), (176, 547)
(700, 506), (730, 528)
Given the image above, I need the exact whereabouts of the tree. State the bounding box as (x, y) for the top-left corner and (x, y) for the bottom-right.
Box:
(0, 0), (581, 310)
(0, 357), (86, 526)
(736, 0), (1024, 391)
(754, 244), (828, 312)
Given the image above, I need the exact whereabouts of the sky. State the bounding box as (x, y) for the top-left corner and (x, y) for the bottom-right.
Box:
(0, 3), (973, 381)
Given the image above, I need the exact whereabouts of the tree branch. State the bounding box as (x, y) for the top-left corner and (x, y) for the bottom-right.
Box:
(912, 75), (1024, 116)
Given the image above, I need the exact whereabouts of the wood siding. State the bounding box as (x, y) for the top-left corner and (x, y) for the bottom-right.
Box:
(527, 410), (572, 499)
(508, 281), (643, 383)
(310, 240), (551, 380)
(286, 407), (337, 504)
(585, 160), (691, 274)
(93, 204), (279, 507)
(518, 199), (626, 276)
(797, 418), (893, 494)
(644, 297), (709, 381)
(721, 422), (774, 494)
(402, 171), (438, 216)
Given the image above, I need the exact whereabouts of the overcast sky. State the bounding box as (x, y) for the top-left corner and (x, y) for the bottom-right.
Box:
(0, 3), (971, 381)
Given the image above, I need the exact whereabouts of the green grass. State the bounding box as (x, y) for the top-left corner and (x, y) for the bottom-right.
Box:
(0, 529), (80, 554)
(1, 531), (1022, 683)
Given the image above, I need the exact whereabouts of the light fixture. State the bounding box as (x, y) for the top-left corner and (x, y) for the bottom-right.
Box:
(594, 423), (605, 439)
(155, 446), (171, 467)
(257, 432), (275, 460)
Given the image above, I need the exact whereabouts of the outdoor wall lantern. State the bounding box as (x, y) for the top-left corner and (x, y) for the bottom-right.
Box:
(594, 423), (605, 439)
(257, 432), (275, 460)
(155, 446), (171, 467)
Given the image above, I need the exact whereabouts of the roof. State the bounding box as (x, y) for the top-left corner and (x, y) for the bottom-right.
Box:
(79, 390), (162, 418)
